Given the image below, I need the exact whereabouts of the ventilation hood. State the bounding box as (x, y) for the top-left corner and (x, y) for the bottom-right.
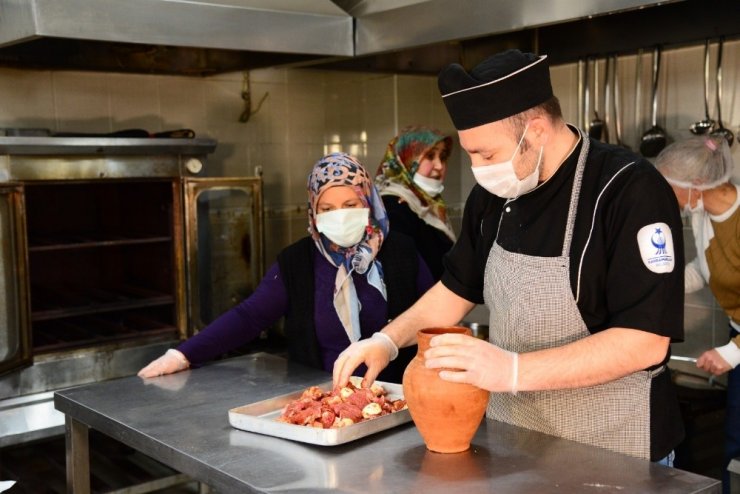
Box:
(0, 0), (737, 75)
(0, 0), (353, 75)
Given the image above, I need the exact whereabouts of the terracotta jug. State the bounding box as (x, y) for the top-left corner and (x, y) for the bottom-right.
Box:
(402, 326), (489, 453)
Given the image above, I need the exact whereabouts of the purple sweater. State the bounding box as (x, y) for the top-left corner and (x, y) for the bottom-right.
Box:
(177, 248), (434, 372)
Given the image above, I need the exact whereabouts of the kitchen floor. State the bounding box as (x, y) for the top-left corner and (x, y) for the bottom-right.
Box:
(0, 431), (206, 493)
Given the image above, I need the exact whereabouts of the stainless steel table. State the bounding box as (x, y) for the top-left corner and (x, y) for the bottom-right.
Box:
(54, 353), (721, 493)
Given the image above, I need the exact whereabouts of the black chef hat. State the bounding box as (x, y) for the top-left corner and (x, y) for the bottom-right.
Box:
(438, 49), (553, 130)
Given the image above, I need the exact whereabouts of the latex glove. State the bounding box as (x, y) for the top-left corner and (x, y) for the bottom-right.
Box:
(424, 333), (518, 393)
(333, 332), (398, 388)
(696, 347), (733, 376)
(138, 349), (190, 378)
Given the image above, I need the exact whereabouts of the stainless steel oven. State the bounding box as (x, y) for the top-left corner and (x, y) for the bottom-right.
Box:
(0, 137), (263, 447)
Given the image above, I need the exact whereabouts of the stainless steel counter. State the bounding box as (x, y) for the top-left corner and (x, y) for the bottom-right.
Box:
(54, 353), (721, 494)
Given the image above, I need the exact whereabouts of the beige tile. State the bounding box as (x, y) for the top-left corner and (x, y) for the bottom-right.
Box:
(251, 143), (289, 207)
(361, 75), (396, 142)
(287, 143), (325, 204)
(157, 76), (207, 132)
(204, 77), (245, 127)
(247, 80), (287, 144)
(287, 80), (325, 144)
(323, 70), (375, 85)
(0, 68), (55, 130)
(285, 68), (326, 86)
(206, 123), (251, 177)
(327, 80), (363, 144)
(52, 71), (111, 132)
(248, 67), (287, 85)
(204, 70), (243, 84)
(396, 75), (433, 128)
(107, 73), (161, 132)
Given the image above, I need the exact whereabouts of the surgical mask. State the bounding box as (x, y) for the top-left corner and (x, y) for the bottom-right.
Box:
(412, 173), (445, 196)
(315, 208), (370, 247)
(471, 124), (544, 199)
(682, 189), (704, 217)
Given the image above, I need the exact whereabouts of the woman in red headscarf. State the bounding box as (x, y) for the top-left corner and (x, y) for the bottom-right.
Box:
(376, 126), (456, 280)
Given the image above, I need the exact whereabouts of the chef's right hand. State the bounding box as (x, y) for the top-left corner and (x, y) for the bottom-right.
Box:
(138, 349), (190, 378)
(333, 332), (398, 387)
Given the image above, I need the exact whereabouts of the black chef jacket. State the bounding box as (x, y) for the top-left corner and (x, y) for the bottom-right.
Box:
(443, 130), (684, 342)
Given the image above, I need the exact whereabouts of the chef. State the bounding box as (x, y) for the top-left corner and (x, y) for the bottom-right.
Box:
(334, 49), (686, 463)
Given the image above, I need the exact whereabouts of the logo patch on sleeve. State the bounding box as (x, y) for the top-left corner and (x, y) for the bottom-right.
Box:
(637, 223), (675, 273)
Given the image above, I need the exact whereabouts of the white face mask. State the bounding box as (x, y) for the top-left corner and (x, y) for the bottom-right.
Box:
(682, 188), (703, 217)
(315, 208), (370, 247)
(471, 124), (544, 199)
(412, 173), (445, 196)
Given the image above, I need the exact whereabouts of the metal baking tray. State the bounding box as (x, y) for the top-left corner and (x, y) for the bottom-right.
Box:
(228, 379), (410, 446)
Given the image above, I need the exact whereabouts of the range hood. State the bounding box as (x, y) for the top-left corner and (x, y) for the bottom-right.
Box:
(0, 0), (737, 75)
(0, 0), (353, 75)
(323, 0), (740, 73)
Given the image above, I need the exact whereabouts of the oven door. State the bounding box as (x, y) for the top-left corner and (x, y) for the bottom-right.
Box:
(0, 183), (31, 375)
(183, 177), (263, 334)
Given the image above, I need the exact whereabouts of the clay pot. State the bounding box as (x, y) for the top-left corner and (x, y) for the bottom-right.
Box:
(402, 326), (489, 453)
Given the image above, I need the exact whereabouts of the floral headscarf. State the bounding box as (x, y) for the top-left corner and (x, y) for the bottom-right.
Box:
(375, 125), (456, 241)
(307, 152), (389, 342)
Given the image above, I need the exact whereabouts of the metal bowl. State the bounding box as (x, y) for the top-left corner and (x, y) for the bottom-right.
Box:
(459, 321), (489, 340)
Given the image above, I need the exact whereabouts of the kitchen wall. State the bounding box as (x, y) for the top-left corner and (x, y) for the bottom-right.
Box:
(0, 39), (738, 361)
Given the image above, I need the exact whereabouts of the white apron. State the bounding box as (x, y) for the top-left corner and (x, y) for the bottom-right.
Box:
(484, 132), (657, 460)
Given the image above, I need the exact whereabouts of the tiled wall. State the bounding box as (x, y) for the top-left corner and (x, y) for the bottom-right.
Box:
(0, 39), (738, 361)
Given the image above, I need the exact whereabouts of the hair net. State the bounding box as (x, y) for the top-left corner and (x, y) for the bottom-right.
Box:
(655, 136), (733, 190)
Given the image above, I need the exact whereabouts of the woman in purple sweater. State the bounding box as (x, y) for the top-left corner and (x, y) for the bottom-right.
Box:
(139, 152), (434, 383)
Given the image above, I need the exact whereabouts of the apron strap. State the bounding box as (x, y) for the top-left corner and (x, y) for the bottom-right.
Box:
(562, 129), (589, 257)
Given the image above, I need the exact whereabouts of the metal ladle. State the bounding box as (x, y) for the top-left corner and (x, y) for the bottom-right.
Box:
(612, 55), (630, 149)
(639, 46), (667, 157)
(709, 37), (734, 147)
(588, 58), (605, 141)
(689, 40), (715, 135)
(601, 56), (611, 143)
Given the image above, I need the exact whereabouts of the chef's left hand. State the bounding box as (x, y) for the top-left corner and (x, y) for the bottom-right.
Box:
(425, 333), (517, 393)
(696, 348), (731, 376)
